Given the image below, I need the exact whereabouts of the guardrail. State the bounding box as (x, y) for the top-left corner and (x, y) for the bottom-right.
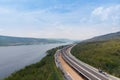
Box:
(61, 46), (110, 80)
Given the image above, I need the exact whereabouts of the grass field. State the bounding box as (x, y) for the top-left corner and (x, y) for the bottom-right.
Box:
(71, 39), (120, 78)
(4, 47), (64, 80)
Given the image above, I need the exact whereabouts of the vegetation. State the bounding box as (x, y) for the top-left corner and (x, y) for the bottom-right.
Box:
(4, 46), (64, 80)
(85, 31), (120, 42)
(0, 35), (64, 46)
(71, 39), (120, 78)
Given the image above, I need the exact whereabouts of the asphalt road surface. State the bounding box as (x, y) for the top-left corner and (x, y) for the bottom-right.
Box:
(60, 45), (119, 80)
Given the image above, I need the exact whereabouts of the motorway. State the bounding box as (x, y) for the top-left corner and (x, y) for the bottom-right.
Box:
(59, 45), (119, 80)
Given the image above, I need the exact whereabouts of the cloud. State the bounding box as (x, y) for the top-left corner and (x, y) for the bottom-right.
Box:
(92, 5), (120, 22)
(0, 1), (120, 40)
(24, 25), (114, 40)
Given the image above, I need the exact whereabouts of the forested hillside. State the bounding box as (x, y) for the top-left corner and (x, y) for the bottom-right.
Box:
(72, 32), (120, 78)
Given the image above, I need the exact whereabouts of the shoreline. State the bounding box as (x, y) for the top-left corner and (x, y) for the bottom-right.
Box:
(0, 43), (69, 80)
(3, 46), (65, 80)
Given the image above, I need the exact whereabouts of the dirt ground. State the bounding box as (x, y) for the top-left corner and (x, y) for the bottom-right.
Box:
(59, 53), (84, 80)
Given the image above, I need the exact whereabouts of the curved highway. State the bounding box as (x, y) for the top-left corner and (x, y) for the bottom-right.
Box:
(60, 45), (119, 80)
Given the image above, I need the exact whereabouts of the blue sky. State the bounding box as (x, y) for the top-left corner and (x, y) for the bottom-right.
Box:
(0, 0), (120, 40)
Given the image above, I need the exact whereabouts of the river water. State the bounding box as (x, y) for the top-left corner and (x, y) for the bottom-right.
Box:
(0, 43), (68, 79)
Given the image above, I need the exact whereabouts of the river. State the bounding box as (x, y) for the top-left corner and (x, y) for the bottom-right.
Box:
(0, 43), (69, 79)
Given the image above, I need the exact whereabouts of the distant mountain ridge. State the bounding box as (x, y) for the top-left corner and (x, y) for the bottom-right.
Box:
(0, 35), (66, 46)
(85, 31), (120, 42)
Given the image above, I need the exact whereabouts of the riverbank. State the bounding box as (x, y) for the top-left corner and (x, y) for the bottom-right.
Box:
(0, 43), (68, 79)
(4, 46), (64, 80)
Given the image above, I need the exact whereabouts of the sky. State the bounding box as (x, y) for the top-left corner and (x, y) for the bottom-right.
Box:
(0, 0), (120, 40)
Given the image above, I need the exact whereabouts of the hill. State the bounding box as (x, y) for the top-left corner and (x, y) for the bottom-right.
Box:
(0, 35), (65, 46)
(71, 31), (120, 78)
(85, 31), (120, 42)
